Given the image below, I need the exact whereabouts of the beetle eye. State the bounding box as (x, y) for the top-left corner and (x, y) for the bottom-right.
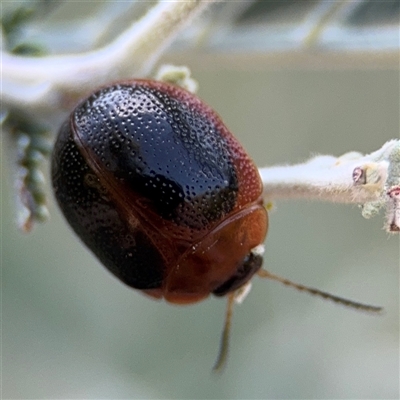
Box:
(212, 252), (263, 297)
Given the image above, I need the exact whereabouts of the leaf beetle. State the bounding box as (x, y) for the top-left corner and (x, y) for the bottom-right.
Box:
(52, 79), (381, 370)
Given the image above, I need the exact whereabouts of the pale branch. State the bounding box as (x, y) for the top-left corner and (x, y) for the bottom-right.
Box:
(259, 140), (400, 233)
(1, 1), (213, 231)
(1, 1), (212, 114)
(1, 0), (398, 235)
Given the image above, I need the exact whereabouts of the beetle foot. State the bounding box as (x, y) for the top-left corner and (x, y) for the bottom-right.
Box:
(155, 64), (198, 93)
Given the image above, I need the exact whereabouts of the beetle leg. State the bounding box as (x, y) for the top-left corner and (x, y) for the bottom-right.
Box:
(213, 292), (235, 372)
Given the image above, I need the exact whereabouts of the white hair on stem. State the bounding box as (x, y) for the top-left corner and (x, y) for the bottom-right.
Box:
(1, 1), (399, 233)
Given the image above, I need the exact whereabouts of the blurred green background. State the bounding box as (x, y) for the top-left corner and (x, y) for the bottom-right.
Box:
(2, 66), (399, 398)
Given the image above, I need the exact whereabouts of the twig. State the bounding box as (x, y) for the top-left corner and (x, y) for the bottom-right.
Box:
(259, 140), (400, 233)
(1, 1), (212, 113)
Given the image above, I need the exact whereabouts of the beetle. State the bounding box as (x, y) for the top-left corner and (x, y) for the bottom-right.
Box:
(52, 79), (381, 370)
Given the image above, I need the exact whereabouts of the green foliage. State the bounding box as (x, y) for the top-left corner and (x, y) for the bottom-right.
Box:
(4, 112), (51, 231)
(1, 4), (47, 56)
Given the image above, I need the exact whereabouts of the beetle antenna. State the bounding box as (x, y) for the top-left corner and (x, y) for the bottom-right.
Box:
(257, 269), (382, 313)
(213, 292), (235, 372)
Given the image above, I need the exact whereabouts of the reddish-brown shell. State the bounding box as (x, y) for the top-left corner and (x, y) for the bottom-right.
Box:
(52, 79), (268, 304)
